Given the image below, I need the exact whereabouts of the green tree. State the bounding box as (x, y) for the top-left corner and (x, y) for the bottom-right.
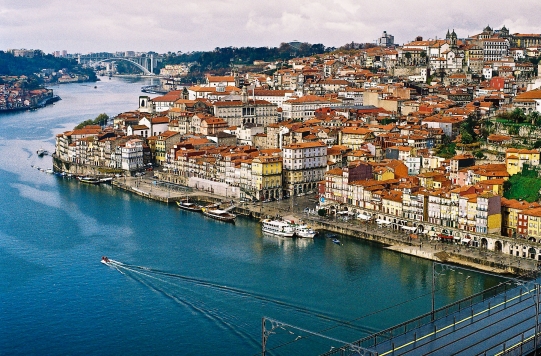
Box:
(508, 125), (520, 135)
(420, 51), (427, 64)
(75, 113), (109, 129)
(473, 150), (485, 159)
(503, 168), (541, 202)
(404, 52), (412, 65)
(529, 111), (541, 126)
(510, 108), (526, 124)
(459, 113), (477, 144)
(435, 142), (456, 158)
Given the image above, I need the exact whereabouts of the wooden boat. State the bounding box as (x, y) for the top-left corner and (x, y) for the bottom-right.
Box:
(176, 200), (202, 212)
(201, 207), (236, 223)
(78, 176), (100, 184)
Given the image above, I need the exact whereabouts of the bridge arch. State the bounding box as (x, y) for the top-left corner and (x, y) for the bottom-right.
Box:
(92, 58), (152, 75)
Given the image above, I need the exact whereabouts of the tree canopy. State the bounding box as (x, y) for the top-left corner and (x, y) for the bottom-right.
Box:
(503, 165), (541, 202)
(459, 114), (478, 144)
(75, 113), (109, 129)
(160, 43), (329, 82)
(0, 51), (96, 82)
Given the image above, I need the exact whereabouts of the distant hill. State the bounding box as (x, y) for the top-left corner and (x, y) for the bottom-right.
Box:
(160, 42), (329, 82)
(0, 51), (97, 85)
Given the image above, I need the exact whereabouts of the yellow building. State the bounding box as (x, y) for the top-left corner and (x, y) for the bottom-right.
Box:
(505, 148), (540, 176)
(155, 131), (180, 165)
(339, 127), (375, 150)
(251, 155), (283, 200)
(373, 166), (394, 181)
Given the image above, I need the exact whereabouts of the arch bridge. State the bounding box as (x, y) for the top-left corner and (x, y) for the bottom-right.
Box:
(91, 58), (152, 75)
(78, 54), (160, 75)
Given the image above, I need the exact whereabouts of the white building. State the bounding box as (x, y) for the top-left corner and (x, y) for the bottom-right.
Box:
(252, 89), (295, 108)
(282, 95), (342, 121)
(282, 141), (327, 195)
(120, 139), (144, 172)
(482, 38), (509, 61)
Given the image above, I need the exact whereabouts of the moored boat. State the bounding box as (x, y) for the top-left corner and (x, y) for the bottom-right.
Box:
(261, 219), (295, 237)
(295, 224), (317, 238)
(201, 207), (236, 223)
(78, 176), (100, 184)
(37, 148), (48, 157)
(99, 177), (113, 183)
(176, 200), (202, 212)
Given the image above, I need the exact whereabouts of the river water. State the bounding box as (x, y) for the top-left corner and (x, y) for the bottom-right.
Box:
(0, 77), (503, 355)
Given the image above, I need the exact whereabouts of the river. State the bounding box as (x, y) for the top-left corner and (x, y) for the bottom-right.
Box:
(0, 77), (504, 355)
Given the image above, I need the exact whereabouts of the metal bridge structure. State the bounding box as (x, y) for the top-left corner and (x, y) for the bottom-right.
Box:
(262, 264), (541, 356)
(77, 53), (161, 75)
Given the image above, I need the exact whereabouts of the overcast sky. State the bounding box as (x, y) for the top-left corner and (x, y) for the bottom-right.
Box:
(1, 0), (539, 54)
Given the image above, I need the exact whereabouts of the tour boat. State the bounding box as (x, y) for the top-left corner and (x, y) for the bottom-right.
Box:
(295, 224), (317, 238)
(176, 200), (202, 212)
(201, 207), (236, 223)
(261, 219), (295, 237)
(101, 256), (110, 264)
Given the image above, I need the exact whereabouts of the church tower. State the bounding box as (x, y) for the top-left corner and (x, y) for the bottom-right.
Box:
(450, 29), (458, 50)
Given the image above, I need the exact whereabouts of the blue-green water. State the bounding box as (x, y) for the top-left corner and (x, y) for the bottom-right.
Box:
(0, 77), (503, 355)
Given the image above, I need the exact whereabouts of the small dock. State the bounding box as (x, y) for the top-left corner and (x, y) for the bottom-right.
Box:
(112, 178), (193, 203)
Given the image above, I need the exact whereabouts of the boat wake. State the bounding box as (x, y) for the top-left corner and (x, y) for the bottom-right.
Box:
(102, 257), (259, 348)
(101, 258), (378, 337)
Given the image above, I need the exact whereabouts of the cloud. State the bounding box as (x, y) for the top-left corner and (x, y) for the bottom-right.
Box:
(0, 0), (539, 53)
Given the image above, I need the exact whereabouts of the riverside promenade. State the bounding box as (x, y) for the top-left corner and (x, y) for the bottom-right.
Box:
(112, 176), (539, 277)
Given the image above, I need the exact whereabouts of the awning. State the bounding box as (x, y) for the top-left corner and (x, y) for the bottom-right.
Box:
(453, 236), (461, 240)
(438, 234), (453, 239)
(461, 238), (471, 244)
(376, 219), (392, 225)
(401, 226), (417, 231)
(357, 214), (371, 220)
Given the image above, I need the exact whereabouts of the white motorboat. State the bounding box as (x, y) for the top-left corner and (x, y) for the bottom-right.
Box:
(295, 224), (317, 238)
